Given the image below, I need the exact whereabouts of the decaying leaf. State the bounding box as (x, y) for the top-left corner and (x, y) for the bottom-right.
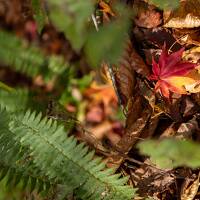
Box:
(111, 40), (149, 107)
(114, 40), (136, 106)
(164, 0), (200, 28)
(132, 159), (175, 198)
(173, 29), (200, 46)
(114, 39), (150, 106)
(149, 44), (199, 98)
(183, 47), (200, 64)
(115, 95), (151, 153)
(175, 115), (199, 139)
(133, 1), (162, 28)
(181, 172), (200, 200)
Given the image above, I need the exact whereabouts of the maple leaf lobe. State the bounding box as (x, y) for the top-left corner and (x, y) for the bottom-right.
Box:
(149, 45), (197, 98)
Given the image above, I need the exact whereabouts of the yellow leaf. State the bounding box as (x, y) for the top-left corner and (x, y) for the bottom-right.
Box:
(183, 47), (200, 64)
(166, 69), (200, 94)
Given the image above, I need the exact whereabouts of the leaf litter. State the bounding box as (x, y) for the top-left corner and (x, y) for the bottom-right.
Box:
(2, 0), (200, 199)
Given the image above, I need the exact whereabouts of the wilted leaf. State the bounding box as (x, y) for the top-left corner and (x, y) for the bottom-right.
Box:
(134, 1), (162, 28)
(164, 0), (200, 28)
(132, 159), (175, 197)
(173, 29), (200, 46)
(148, 0), (179, 10)
(138, 139), (200, 169)
(175, 115), (199, 139)
(115, 95), (151, 153)
(181, 172), (200, 200)
(114, 40), (138, 106)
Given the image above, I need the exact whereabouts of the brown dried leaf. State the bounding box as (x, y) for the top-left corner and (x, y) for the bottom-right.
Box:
(115, 95), (151, 153)
(181, 172), (200, 200)
(164, 0), (200, 28)
(173, 29), (200, 46)
(132, 159), (175, 198)
(134, 1), (162, 28)
(115, 39), (150, 106)
(0, 0), (32, 26)
(175, 115), (199, 139)
(106, 95), (151, 169)
(180, 97), (197, 117)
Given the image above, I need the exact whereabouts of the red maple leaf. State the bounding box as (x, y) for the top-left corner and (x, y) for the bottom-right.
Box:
(149, 44), (197, 98)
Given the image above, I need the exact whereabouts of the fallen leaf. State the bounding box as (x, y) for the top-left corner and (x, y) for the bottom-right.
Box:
(132, 159), (175, 198)
(145, 28), (181, 51)
(134, 5), (162, 28)
(173, 29), (200, 46)
(99, 0), (115, 17)
(183, 47), (200, 64)
(114, 40), (136, 106)
(115, 95), (151, 153)
(181, 96), (197, 117)
(84, 81), (118, 108)
(181, 172), (200, 200)
(149, 44), (198, 98)
(114, 39), (150, 106)
(166, 69), (200, 94)
(175, 115), (199, 139)
(164, 0), (200, 28)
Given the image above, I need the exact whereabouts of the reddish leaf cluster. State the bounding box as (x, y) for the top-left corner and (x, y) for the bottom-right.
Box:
(149, 45), (197, 98)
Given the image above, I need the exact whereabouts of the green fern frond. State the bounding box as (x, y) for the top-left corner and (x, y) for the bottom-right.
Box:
(0, 81), (14, 92)
(0, 31), (68, 81)
(0, 89), (29, 112)
(0, 108), (54, 194)
(0, 107), (137, 199)
(48, 0), (94, 50)
(32, 0), (48, 33)
(0, 163), (52, 194)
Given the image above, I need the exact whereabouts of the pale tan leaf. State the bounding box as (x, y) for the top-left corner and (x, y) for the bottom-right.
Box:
(164, 0), (200, 28)
(181, 172), (200, 200)
(183, 47), (200, 64)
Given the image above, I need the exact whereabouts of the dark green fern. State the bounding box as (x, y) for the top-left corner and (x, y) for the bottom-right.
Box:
(0, 89), (29, 112)
(32, 0), (48, 33)
(0, 106), (137, 200)
(0, 108), (54, 194)
(0, 31), (68, 81)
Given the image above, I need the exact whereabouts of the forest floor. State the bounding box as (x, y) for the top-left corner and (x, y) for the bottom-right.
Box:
(1, 0), (200, 199)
